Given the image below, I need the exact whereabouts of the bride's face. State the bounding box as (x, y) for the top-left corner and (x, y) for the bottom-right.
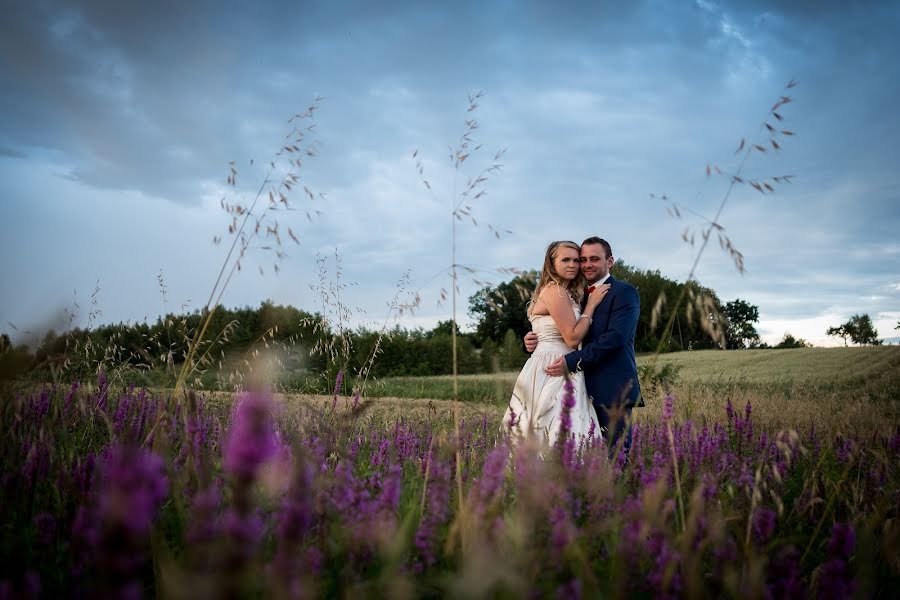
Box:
(553, 247), (581, 281)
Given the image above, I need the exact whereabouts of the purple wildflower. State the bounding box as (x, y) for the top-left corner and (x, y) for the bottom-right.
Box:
(413, 452), (451, 573)
(662, 393), (675, 421)
(333, 369), (344, 404)
(223, 389), (283, 482)
(827, 522), (855, 560)
(471, 444), (509, 517)
(222, 507), (265, 559)
(97, 444), (169, 536)
(185, 485), (221, 545)
(32, 512), (56, 546)
(766, 545), (806, 598)
(557, 376), (576, 446)
(752, 506), (777, 544)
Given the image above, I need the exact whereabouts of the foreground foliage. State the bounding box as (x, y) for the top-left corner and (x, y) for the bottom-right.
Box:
(1, 375), (898, 598)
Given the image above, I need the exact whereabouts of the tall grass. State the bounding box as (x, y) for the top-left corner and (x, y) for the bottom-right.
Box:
(2, 378), (897, 597)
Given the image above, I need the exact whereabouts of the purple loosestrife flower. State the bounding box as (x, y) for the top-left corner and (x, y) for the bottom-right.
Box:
(752, 506), (777, 544)
(378, 462), (403, 515)
(277, 460), (315, 545)
(507, 406), (518, 429)
(662, 393), (675, 421)
(332, 369), (344, 406)
(766, 545), (805, 598)
(112, 394), (131, 436)
(185, 485), (222, 546)
(222, 507), (265, 559)
(557, 376), (576, 447)
(413, 453), (451, 573)
(471, 444), (509, 517)
(98, 444), (168, 537)
(827, 522), (855, 560)
(224, 389), (283, 482)
(32, 512), (56, 547)
(70, 444), (169, 594)
(550, 505), (574, 554)
(21, 441), (49, 489)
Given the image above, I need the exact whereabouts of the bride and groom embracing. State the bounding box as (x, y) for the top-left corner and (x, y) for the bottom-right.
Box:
(502, 237), (643, 456)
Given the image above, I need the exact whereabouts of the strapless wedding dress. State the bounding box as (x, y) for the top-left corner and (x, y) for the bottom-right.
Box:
(502, 305), (600, 445)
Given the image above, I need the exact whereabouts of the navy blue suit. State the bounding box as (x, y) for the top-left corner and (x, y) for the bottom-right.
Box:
(564, 275), (642, 453)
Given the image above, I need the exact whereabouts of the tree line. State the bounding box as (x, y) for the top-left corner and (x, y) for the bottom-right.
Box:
(2, 265), (888, 385)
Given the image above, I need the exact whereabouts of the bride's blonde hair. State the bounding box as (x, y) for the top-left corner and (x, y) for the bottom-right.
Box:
(528, 241), (585, 315)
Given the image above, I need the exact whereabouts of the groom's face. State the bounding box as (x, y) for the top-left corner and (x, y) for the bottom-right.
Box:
(580, 243), (613, 283)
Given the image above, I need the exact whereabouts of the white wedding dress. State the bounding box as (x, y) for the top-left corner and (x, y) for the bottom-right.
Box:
(503, 303), (600, 446)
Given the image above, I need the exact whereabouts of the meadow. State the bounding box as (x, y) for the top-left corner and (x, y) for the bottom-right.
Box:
(366, 346), (900, 431)
(2, 345), (898, 597)
(3, 81), (897, 598)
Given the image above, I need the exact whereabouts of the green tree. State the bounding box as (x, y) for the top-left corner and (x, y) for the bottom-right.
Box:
(775, 333), (809, 349)
(498, 329), (527, 370)
(614, 261), (725, 352)
(722, 299), (760, 349)
(468, 272), (537, 346)
(826, 324), (851, 346)
(828, 314), (882, 346)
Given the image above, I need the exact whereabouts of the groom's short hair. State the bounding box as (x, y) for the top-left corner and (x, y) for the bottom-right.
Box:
(581, 236), (612, 259)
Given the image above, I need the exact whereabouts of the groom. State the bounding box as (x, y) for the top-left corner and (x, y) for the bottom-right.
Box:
(525, 237), (643, 456)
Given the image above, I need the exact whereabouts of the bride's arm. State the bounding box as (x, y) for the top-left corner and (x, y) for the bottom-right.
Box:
(541, 284), (598, 348)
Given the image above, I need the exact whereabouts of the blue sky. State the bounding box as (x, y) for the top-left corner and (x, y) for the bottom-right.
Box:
(2, 0), (898, 347)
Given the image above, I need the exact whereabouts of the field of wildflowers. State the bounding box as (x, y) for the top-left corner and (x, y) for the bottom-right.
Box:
(2, 370), (898, 598)
(4, 80), (896, 598)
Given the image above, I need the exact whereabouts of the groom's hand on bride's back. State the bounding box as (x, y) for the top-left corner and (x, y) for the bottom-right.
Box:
(524, 331), (538, 353)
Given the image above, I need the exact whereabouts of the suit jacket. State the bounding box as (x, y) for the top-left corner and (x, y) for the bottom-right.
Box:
(564, 276), (643, 409)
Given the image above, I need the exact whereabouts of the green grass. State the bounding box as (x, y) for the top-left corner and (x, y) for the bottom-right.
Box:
(370, 346), (900, 402)
(364, 347), (900, 434)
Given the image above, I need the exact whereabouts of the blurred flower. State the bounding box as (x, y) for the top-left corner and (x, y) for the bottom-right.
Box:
(97, 444), (168, 537)
(185, 485), (221, 545)
(32, 512), (56, 546)
(224, 389), (285, 482)
(752, 506), (777, 544)
(766, 545), (805, 598)
(471, 444), (509, 517)
(413, 452), (451, 573)
(662, 393), (675, 421)
(558, 376), (576, 445)
(827, 522), (855, 561)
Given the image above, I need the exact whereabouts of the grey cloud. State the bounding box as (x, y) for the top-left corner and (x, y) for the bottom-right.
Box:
(0, 147), (26, 158)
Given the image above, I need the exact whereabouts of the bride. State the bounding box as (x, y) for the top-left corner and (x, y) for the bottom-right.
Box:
(503, 241), (608, 445)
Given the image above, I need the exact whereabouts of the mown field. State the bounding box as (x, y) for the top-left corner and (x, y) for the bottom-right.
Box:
(363, 346), (900, 432)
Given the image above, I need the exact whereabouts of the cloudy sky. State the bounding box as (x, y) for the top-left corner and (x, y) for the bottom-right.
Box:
(2, 0), (898, 347)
